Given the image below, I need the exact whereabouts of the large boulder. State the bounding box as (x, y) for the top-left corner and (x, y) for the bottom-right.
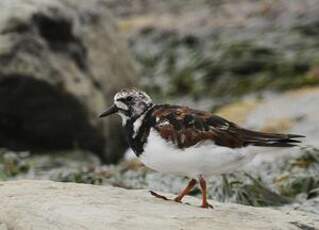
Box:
(0, 180), (318, 230)
(0, 0), (138, 163)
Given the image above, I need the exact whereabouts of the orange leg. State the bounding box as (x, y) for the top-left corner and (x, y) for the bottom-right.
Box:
(174, 179), (197, 203)
(199, 176), (213, 209)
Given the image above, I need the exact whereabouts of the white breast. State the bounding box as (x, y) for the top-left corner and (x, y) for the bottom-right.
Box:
(139, 129), (257, 178)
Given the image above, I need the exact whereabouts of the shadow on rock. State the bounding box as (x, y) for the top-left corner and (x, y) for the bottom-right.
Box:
(0, 74), (105, 158)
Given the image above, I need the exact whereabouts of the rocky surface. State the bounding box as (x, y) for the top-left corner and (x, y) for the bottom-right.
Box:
(0, 180), (318, 230)
(0, 0), (137, 163)
(245, 88), (319, 148)
(106, 0), (319, 102)
(1, 1), (319, 223)
(1, 146), (318, 213)
(1, 87), (319, 214)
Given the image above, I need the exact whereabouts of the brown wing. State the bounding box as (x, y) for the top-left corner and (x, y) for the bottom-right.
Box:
(151, 105), (304, 149)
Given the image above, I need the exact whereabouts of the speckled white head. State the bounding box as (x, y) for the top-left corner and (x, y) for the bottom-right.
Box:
(99, 88), (153, 126)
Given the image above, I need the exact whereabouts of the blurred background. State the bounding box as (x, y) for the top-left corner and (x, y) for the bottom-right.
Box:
(0, 0), (319, 214)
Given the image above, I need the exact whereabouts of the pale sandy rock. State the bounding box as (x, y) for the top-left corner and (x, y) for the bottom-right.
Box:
(245, 88), (319, 147)
(0, 180), (318, 230)
(242, 88), (319, 165)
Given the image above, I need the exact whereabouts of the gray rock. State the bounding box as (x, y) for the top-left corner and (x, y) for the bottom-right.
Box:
(0, 0), (137, 163)
(245, 89), (319, 148)
(0, 180), (318, 230)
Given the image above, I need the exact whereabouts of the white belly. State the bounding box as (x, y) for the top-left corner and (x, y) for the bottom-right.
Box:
(139, 129), (256, 178)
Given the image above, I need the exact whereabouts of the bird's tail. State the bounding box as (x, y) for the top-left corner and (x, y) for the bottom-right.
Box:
(237, 128), (305, 147)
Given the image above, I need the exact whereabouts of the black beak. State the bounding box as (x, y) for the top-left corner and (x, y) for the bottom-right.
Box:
(99, 105), (118, 118)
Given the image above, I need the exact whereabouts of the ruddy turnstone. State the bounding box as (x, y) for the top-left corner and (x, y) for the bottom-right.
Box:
(99, 88), (304, 208)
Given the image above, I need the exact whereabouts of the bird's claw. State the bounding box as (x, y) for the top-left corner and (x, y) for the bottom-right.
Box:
(173, 197), (182, 203)
(150, 191), (185, 204)
(149, 190), (169, 200)
(201, 202), (214, 209)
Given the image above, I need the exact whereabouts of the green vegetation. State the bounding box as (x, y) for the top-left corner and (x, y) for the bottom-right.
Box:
(131, 29), (319, 102)
(218, 173), (291, 207)
(0, 149), (30, 179)
(277, 147), (319, 199)
(53, 169), (104, 185)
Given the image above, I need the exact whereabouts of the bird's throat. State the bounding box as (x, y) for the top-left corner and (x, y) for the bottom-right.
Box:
(124, 106), (155, 157)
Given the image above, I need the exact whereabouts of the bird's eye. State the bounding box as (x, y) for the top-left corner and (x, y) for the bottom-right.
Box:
(126, 96), (133, 102)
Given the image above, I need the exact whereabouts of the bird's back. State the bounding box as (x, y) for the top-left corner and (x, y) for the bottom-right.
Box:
(149, 104), (304, 149)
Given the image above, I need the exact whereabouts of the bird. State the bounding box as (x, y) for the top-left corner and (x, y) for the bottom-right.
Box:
(99, 88), (304, 208)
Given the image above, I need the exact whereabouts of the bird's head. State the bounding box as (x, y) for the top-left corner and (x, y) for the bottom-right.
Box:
(99, 88), (153, 125)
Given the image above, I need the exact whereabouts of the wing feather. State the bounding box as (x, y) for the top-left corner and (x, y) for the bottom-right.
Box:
(151, 105), (304, 149)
